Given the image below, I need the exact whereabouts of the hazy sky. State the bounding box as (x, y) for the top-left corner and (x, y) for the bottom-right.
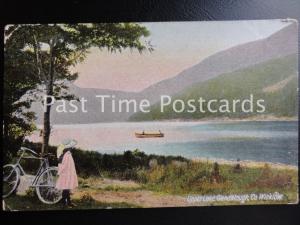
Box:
(74, 20), (291, 92)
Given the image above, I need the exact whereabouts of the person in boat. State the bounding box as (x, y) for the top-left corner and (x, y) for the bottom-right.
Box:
(159, 130), (162, 134)
(56, 139), (78, 207)
(142, 130), (145, 135)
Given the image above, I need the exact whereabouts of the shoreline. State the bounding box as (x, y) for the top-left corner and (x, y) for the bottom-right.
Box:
(153, 115), (298, 123)
(35, 115), (297, 127)
(25, 141), (298, 171)
(192, 157), (298, 170)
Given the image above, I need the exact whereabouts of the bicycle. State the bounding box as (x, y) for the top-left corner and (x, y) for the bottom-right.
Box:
(3, 147), (62, 204)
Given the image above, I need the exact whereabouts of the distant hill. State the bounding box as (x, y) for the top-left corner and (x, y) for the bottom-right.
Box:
(31, 85), (139, 124)
(129, 54), (298, 121)
(31, 22), (298, 124)
(137, 22), (298, 103)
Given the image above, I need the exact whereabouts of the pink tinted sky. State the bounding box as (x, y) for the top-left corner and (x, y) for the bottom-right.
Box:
(74, 20), (290, 92)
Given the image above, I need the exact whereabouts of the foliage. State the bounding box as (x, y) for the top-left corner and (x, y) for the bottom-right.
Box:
(250, 164), (293, 188)
(71, 148), (188, 180)
(5, 23), (152, 99)
(4, 23), (153, 153)
(22, 141), (188, 178)
(142, 161), (297, 197)
(3, 40), (38, 161)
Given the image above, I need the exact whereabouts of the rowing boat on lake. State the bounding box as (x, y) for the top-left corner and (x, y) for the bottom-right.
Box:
(135, 131), (164, 138)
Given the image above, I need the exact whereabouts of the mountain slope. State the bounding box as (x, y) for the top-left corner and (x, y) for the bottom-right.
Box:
(138, 22), (298, 103)
(31, 22), (298, 124)
(129, 54), (298, 121)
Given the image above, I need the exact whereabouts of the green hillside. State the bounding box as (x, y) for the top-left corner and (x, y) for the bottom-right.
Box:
(130, 54), (298, 121)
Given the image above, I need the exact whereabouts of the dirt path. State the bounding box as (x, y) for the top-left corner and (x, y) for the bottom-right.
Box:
(91, 190), (191, 208)
(74, 178), (197, 207)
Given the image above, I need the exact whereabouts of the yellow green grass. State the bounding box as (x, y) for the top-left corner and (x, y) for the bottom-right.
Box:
(135, 161), (298, 204)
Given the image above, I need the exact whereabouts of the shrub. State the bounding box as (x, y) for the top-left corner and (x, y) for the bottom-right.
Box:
(149, 159), (158, 168)
(250, 164), (293, 189)
(136, 169), (148, 183)
(22, 142), (189, 180)
(148, 165), (166, 184)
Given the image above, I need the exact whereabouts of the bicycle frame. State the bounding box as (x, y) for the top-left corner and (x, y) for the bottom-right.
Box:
(13, 147), (52, 187)
(4, 146), (61, 204)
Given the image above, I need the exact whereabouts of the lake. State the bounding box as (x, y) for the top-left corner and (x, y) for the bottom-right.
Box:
(29, 121), (298, 165)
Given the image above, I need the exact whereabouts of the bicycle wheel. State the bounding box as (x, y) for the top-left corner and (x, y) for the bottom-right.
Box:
(3, 164), (20, 198)
(35, 167), (62, 204)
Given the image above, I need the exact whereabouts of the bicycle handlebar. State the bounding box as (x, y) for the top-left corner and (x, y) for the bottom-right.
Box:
(19, 147), (56, 159)
(40, 153), (56, 158)
(20, 147), (39, 156)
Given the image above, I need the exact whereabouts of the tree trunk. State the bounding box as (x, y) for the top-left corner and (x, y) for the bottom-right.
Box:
(41, 43), (55, 154)
(41, 82), (54, 154)
(3, 116), (9, 140)
(3, 116), (10, 156)
(41, 95), (52, 154)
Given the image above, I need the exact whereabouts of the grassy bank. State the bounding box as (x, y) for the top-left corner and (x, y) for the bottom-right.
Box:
(77, 162), (298, 206)
(9, 142), (297, 208)
(141, 162), (297, 199)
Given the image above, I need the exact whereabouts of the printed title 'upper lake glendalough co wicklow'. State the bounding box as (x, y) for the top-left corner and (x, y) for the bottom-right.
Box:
(3, 20), (298, 210)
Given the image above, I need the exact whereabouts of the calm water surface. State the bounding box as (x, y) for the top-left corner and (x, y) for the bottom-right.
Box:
(29, 121), (298, 165)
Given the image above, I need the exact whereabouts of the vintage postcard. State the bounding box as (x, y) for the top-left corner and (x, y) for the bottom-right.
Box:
(2, 19), (298, 210)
